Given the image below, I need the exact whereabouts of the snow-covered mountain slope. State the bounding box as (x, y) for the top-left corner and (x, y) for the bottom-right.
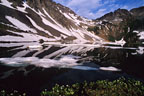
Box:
(0, 0), (102, 43)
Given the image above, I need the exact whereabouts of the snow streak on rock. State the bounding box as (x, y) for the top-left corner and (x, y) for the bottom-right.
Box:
(0, 0), (103, 44)
(5, 16), (37, 33)
(0, 0), (14, 9)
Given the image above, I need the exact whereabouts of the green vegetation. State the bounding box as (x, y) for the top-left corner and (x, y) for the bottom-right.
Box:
(0, 23), (10, 30)
(1, 78), (144, 96)
(41, 78), (144, 96)
(123, 18), (143, 47)
(108, 35), (115, 42)
(0, 23), (19, 32)
(9, 0), (23, 8)
(39, 39), (44, 43)
(87, 26), (100, 34)
(0, 23), (23, 37)
(128, 18), (144, 31)
(0, 90), (26, 96)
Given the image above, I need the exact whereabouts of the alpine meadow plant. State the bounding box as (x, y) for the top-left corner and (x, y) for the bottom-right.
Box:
(41, 77), (144, 96)
(1, 78), (144, 96)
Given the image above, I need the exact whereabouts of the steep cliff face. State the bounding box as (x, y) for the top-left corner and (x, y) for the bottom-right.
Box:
(0, 0), (100, 43)
(88, 6), (144, 46)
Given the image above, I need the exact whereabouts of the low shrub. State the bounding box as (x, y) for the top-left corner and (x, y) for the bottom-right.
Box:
(41, 78), (144, 96)
(1, 78), (144, 96)
(0, 90), (26, 96)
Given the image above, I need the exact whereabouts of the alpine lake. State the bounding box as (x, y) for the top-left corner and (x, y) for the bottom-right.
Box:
(0, 42), (144, 95)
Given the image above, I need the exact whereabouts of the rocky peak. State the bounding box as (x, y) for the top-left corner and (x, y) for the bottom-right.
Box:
(89, 6), (144, 46)
(130, 6), (144, 18)
(114, 9), (131, 17)
(97, 8), (132, 21)
(0, 0), (101, 43)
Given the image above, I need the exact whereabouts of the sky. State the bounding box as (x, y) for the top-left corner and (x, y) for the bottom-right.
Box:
(53, 0), (144, 19)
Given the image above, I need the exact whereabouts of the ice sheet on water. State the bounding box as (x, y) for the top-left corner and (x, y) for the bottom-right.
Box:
(72, 66), (121, 71)
(0, 55), (81, 68)
(72, 66), (99, 71)
(0, 54), (121, 71)
(100, 66), (121, 71)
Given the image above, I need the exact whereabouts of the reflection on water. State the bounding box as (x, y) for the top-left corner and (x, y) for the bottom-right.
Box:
(0, 55), (80, 68)
(0, 43), (144, 95)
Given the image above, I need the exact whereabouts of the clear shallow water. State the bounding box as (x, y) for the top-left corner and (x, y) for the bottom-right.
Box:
(0, 43), (144, 95)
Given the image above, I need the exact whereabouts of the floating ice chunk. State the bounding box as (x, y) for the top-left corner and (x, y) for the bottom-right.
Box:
(100, 66), (121, 71)
(72, 65), (121, 71)
(0, 55), (80, 68)
(136, 47), (144, 55)
(115, 38), (126, 47)
(72, 66), (99, 71)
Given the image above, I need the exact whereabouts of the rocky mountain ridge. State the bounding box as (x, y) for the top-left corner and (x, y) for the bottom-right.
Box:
(88, 6), (144, 46)
(0, 0), (144, 46)
(0, 0), (100, 44)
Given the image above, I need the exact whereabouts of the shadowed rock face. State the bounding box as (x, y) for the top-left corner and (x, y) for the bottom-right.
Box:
(130, 6), (144, 18)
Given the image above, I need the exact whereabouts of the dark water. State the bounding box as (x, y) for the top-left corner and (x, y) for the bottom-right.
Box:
(0, 43), (144, 96)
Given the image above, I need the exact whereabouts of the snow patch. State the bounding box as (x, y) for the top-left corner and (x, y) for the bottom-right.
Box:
(138, 31), (144, 39)
(62, 12), (94, 26)
(5, 16), (37, 33)
(0, 42), (39, 48)
(38, 10), (46, 17)
(0, 22), (17, 29)
(0, 0), (14, 9)
(0, 0), (28, 13)
(63, 13), (72, 20)
(26, 15), (52, 36)
(133, 30), (139, 33)
(41, 16), (71, 36)
(16, 2), (28, 13)
(42, 8), (72, 36)
(0, 30), (55, 41)
(103, 38), (126, 47)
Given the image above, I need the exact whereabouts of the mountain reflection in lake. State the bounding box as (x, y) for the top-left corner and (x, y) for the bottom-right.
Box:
(0, 43), (144, 95)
